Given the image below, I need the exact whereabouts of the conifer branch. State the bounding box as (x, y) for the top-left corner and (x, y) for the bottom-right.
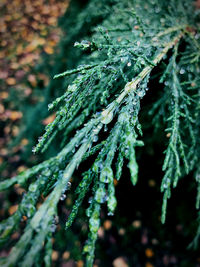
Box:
(0, 0), (199, 265)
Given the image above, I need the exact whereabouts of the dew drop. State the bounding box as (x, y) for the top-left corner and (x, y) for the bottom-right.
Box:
(50, 224), (57, 233)
(97, 124), (102, 130)
(48, 103), (54, 110)
(180, 68), (185, 75)
(196, 174), (200, 181)
(86, 208), (92, 217)
(98, 162), (103, 170)
(160, 18), (165, 23)
(164, 81), (169, 86)
(141, 59), (145, 65)
(163, 178), (170, 189)
(89, 217), (100, 232)
(125, 149), (129, 156)
(101, 110), (114, 124)
(95, 111), (101, 116)
(95, 187), (106, 203)
(60, 194), (66, 201)
(88, 197), (93, 203)
(138, 90), (145, 97)
(93, 128), (99, 134)
(100, 166), (113, 183)
(38, 136), (43, 142)
(155, 7), (161, 13)
(29, 184), (37, 192)
(121, 57), (127, 63)
(67, 182), (71, 190)
(93, 135), (98, 142)
(103, 194), (108, 202)
(132, 99), (137, 105)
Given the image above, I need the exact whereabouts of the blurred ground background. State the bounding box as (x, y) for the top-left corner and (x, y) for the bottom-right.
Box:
(0, 0), (68, 179)
(0, 1), (200, 267)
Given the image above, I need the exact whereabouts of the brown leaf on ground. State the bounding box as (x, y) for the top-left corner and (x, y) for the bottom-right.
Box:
(113, 257), (129, 267)
(42, 113), (56, 125)
(8, 204), (18, 215)
(195, 0), (200, 8)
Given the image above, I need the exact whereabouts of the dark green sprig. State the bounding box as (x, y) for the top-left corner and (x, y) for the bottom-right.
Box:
(0, 0), (199, 266)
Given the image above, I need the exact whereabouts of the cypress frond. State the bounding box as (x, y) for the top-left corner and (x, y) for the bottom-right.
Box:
(0, 0), (200, 266)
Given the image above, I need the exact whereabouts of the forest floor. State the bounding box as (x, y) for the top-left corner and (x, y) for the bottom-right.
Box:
(0, 0), (69, 262)
(0, 0), (68, 178)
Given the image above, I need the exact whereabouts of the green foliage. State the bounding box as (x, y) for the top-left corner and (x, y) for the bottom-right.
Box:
(0, 0), (200, 266)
